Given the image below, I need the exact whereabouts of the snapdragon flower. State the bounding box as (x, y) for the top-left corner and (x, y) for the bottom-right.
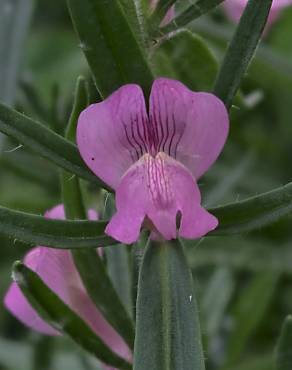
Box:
(77, 78), (229, 244)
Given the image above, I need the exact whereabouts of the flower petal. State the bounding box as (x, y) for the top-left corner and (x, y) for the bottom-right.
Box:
(106, 153), (217, 244)
(4, 246), (76, 336)
(44, 203), (65, 219)
(69, 288), (131, 362)
(77, 84), (149, 189)
(4, 282), (57, 335)
(149, 78), (229, 180)
(105, 161), (147, 244)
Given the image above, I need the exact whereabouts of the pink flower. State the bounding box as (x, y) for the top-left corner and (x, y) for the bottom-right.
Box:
(77, 78), (229, 244)
(223, 0), (292, 27)
(4, 204), (130, 370)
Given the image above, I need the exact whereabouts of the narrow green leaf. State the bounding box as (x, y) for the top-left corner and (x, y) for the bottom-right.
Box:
(0, 0), (33, 105)
(275, 316), (292, 370)
(223, 272), (279, 367)
(67, 0), (153, 98)
(2, 181), (292, 248)
(134, 239), (205, 370)
(210, 181), (292, 236)
(71, 248), (135, 349)
(159, 0), (225, 36)
(0, 0), (34, 151)
(62, 158), (134, 346)
(13, 262), (132, 370)
(138, 0), (152, 18)
(153, 30), (218, 91)
(119, 0), (146, 45)
(213, 0), (273, 108)
(63, 171), (135, 349)
(0, 205), (115, 249)
(0, 102), (110, 190)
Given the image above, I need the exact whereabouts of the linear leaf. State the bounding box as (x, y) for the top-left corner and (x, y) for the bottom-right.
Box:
(67, 0), (153, 98)
(134, 239), (205, 370)
(71, 248), (135, 349)
(13, 262), (131, 370)
(213, 0), (273, 108)
(2, 182), (292, 247)
(0, 102), (109, 190)
(211, 182), (292, 235)
(159, 0), (226, 35)
(0, 0), (33, 104)
(0, 0), (34, 151)
(0, 205), (115, 249)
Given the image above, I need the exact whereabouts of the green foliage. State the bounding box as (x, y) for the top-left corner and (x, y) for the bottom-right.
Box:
(213, 0), (273, 108)
(0, 205), (114, 248)
(210, 181), (292, 235)
(0, 0), (34, 105)
(2, 180), (292, 250)
(1, 0), (292, 369)
(134, 240), (205, 370)
(67, 0), (154, 98)
(0, 102), (109, 189)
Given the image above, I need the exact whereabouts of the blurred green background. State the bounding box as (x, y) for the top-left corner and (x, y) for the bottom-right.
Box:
(0, 0), (292, 369)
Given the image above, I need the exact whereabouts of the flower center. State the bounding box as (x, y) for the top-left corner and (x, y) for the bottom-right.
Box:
(143, 152), (174, 208)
